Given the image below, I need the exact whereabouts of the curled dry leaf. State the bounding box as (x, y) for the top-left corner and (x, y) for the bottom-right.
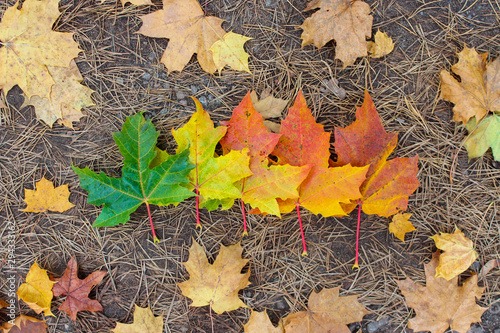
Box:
(397, 251), (487, 333)
(210, 32), (252, 74)
(320, 78), (346, 99)
(0, 0), (81, 98)
(52, 257), (106, 321)
(178, 239), (250, 314)
(367, 30), (395, 58)
(389, 212), (416, 243)
(283, 287), (369, 333)
(300, 0), (373, 68)
(25, 60), (95, 128)
(243, 310), (284, 333)
(17, 262), (56, 317)
(22, 177), (75, 214)
(112, 305), (164, 333)
(440, 47), (500, 124)
(430, 227), (478, 280)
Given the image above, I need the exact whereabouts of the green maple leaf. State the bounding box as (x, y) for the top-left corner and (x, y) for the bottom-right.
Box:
(72, 112), (194, 242)
(464, 113), (500, 161)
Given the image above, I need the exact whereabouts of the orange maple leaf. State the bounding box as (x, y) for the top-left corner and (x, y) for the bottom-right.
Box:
(333, 90), (419, 267)
(270, 91), (368, 255)
(219, 92), (311, 234)
(52, 257), (106, 321)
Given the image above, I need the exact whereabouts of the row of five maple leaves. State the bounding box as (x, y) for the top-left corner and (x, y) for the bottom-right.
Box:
(73, 89), (419, 269)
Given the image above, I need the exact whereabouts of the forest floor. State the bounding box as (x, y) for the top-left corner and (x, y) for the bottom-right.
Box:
(1, 0), (500, 332)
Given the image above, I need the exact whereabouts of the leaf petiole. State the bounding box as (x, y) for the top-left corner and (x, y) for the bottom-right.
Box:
(195, 188), (202, 229)
(241, 199), (248, 236)
(145, 202), (159, 243)
(352, 202), (362, 269)
(296, 204), (308, 256)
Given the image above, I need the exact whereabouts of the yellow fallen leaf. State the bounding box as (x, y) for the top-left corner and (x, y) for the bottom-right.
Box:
(0, 299), (8, 309)
(22, 177), (75, 213)
(17, 262), (56, 317)
(25, 60), (95, 128)
(112, 305), (163, 333)
(367, 30), (394, 58)
(431, 227), (478, 280)
(0, 0), (81, 99)
(210, 32), (252, 74)
(1, 314), (47, 333)
(389, 213), (416, 242)
(249, 90), (288, 119)
(244, 310), (284, 333)
(178, 239), (250, 314)
(299, 0), (373, 68)
(440, 47), (500, 124)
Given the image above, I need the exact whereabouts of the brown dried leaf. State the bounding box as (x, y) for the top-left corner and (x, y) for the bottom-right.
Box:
(397, 251), (487, 333)
(250, 90), (288, 119)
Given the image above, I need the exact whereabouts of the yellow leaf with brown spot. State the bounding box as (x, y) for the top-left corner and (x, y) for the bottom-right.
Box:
(397, 251), (486, 333)
(431, 227), (478, 280)
(112, 305), (163, 333)
(209, 32), (252, 74)
(22, 177), (75, 213)
(25, 60), (95, 128)
(0, 0), (81, 99)
(389, 213), (416, 242)
(299, 0), (373, 68)
(1, 315), (47, 333)
(137, 0), (226, 73)
(367, 30), (394, 58)
(17, 262), (56, 317)
(244, 310), (284, 333)
(440, 47), (500, 124)
(178, 239), (250, 314)
(283, 287), (370, 333)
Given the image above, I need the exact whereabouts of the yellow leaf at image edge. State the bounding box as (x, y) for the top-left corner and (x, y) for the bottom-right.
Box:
(367, 30), (394, 58)
(389, 213), (416, 242)
(210, 32), (252, 74)
(22, 177), (75, 213)
(112, 305), (163, 333)
(17, 262), (56, 317)
(178, 239), (250, 314)
(431, 227), (478, 280)
(244, 310), (284, 333)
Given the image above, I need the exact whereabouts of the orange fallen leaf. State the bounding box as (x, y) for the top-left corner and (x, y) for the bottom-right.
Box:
(112, 305), (163, 333)
(397, 251), (487, 333)
(17, 262), (56, 317)
(389, 213), (416, 243)
(1, 315), (47, 333)
(178, 239), (250, 314)
(283, 287), (369, 333)
(52, 257), (106, 321)
(22, 177), (75, 213)
(440, 47), (500, 124)
(243, 310), (284, 333)
(300, 0), (373, 68)
(431, 227), (478, 280)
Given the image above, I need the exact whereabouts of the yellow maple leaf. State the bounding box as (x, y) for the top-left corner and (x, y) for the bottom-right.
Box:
(24, 60), (95, 128)
(17, 262), (56, 317)
(397, 251), (486, 333)
(0, 0), (81, 99)
(1, 314), (47, 333)
(178, 239), (250, 314)
(367, 30), (395, 58)
(440, 47), (500, 124)
(389, 213), (416, 243)
(22, 177), (75, 213)
(283, 287), (370, 333)
(209, 32), (252, 74)
(138, 0), (225, 73)
(431, 227), (478, 280)
(112, 305), (163, 333)
(299, 0), (373, 68)
(243, 310), (284, 333)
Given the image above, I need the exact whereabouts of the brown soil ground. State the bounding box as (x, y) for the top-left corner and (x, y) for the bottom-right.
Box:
(1, 0), (500, 332)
